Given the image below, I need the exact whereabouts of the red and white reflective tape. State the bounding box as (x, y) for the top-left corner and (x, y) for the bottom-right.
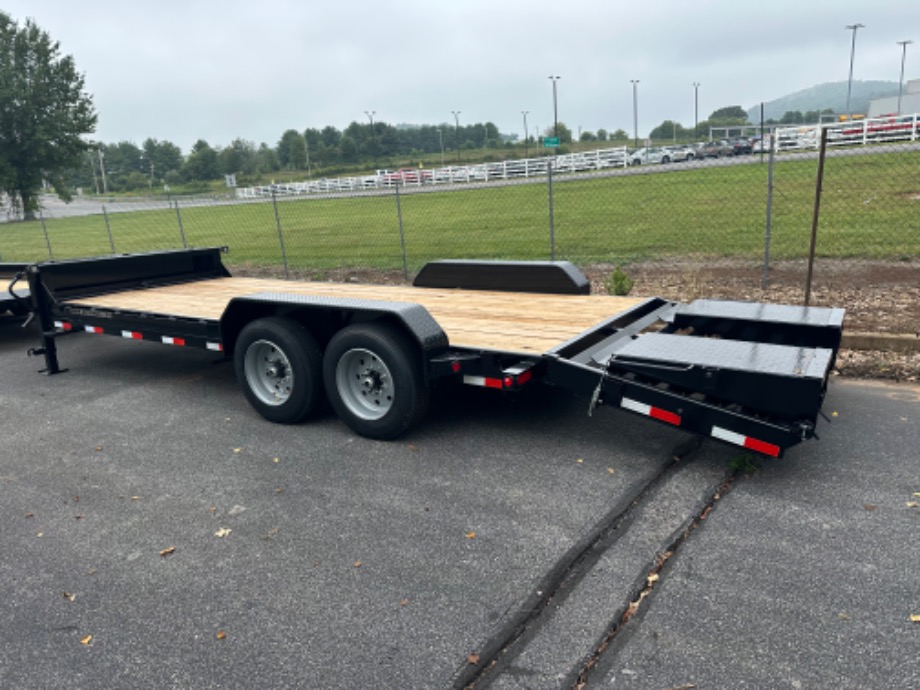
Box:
(121, 330), (143, 340)
(54, 321), (72, 331)
(463, 371), (532, 390)
(161, 336), (186, 347)
(620, 397), (682, 426)
(206, 342), (223, 352)
(711, 426), (780, 457)
(463, 375), (504, 389)
(84, 325), (104, 334)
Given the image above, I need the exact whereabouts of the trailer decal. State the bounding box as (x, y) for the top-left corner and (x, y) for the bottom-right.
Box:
(161, 336), (186, 346)
(206, 342), (223, 352)
(85, 325), (104, 334)
(620, 397), (682, 427)
(54, 321), (72, 331)
(711, 426), (780, 458)
(121, 330), (143, 340)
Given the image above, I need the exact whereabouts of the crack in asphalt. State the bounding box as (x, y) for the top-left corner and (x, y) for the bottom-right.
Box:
(573, 471), (739, 688)
(454, 443), (715, 689)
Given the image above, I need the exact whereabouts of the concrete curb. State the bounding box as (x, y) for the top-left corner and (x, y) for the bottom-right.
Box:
(841, 331), (920, 354)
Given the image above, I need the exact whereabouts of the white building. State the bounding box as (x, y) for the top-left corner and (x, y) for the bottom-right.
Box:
(869, 78), (920, 116)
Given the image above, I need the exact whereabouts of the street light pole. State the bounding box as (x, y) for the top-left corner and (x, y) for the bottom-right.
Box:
(630, 79), (639, 149)
(521, 110), (529, 158)
(897, 40), (913, 115)
(845, 23), (865, 120)
(548, 76), (561, 139)
(451, 110), (461, 163)
(693, 82), (700, 139)
(365, 110), (376, 166)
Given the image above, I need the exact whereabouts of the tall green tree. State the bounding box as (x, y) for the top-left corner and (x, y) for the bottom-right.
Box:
(0, 12), (97, 218)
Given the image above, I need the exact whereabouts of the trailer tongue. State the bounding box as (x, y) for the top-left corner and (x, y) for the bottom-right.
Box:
(23, 248), (843, 457)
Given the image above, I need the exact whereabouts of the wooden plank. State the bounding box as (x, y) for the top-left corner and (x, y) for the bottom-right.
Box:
(67, 277), (646, 355)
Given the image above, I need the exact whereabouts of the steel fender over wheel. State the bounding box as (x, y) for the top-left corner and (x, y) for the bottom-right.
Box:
(323, 322), (429, 440)
(234, 317), (324, 424)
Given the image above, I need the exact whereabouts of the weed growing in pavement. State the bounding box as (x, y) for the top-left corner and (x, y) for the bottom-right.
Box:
(729, 454), (760, 475)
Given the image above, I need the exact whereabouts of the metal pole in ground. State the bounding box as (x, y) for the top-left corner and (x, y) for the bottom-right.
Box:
(271, 190), (289, 279)
(39, 210), (54, 259)
(174, 200), (187, 248)
(762, 143), (775, 289)
(804, 127), (829, 306)
(395, 183), (408, 281)
(102, 205), (116, 253)
(547, 159), (556, 260)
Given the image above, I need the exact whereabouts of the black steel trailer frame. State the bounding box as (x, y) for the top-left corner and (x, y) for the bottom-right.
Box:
(23, 248), (845, 457)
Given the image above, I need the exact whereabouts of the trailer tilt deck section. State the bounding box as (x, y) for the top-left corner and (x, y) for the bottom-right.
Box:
(24, 248), (845, 457)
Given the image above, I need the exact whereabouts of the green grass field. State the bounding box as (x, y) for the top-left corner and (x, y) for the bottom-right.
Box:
(3, 150), (918, 272)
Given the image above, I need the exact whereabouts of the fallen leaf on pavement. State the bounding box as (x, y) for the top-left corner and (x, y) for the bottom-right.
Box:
(400, 598), (409, 606)
(353, 560), (362, 568)
(216, 631), (227, 640)
(465, 531), (476, 539)
(863, 504), (876, 511)
(911, 615), (920, 624)
(467, 653), (480, 665)
(907, 502), (918, 508)
(262, 527), (279, 540)
(232, 448), (242, 454)
(159, 546), (176, 557)
(214, 527), (232, 538)
(63, 592), (76, 602)
(80, 635), (93, 645)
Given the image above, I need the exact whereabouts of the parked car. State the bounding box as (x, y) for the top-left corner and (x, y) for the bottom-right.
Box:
(664, 145), (696, 162)
(380, 168), (433, 184)
(750, 134), (773, 153)
(729, 138), (753, 155)
(628, 147), (674, 166)
(695, 140), (733, 158)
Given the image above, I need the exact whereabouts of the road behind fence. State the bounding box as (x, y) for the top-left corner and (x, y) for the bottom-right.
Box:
(3, 138), (918, 336)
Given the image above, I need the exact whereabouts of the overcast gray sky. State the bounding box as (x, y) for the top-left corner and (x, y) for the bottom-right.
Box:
(5, 1), (917, 153)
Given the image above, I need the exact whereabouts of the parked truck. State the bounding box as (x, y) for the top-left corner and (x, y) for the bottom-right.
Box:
(22, 247), (844, 457)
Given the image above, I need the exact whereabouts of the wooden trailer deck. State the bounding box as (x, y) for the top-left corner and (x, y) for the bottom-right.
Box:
(66, 277), (646, 354)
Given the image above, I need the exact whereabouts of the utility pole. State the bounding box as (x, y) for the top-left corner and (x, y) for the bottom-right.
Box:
(897, 40), (913, 115)
(548, 76), (561, 140)
(693, 82), (700, 139)
(521, 110), (529, 157)
(845, 23), (865, 120)
(630, 80), (640, 149)
(452, 111), (461, 162)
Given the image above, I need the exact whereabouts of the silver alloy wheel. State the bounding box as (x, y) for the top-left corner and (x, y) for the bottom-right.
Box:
(335, 347), (394, 421)
(244, 339), (294, 406)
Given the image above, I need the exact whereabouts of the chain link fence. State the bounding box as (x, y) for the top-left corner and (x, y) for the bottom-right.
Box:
(3, 137), (918, 335)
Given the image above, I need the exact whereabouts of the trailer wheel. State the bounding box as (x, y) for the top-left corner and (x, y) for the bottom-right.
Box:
(235, 317), (323, 424)
(323, 322), (428, 440)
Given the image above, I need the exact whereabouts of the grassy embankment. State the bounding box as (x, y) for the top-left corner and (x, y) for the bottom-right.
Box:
(2, 151), (917, 273)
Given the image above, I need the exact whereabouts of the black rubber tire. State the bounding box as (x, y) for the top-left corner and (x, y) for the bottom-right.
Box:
(661, 156), (670, 164)
(323, 322), (429, 440)
(234, 317), (324, 424)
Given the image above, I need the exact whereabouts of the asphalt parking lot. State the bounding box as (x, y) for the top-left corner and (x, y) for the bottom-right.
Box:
(1, 316), (918, 689)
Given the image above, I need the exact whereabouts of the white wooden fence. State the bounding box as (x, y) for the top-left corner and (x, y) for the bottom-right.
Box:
(235, 146), (629, 199)
(774, 112), (919, 151)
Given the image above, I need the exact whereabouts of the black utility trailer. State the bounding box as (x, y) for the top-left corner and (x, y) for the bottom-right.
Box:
(1, 263), (30, 317)
(24, 248), (844, 457)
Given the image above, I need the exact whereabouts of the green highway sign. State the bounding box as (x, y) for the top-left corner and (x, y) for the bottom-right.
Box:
(543, 137), (560, 148)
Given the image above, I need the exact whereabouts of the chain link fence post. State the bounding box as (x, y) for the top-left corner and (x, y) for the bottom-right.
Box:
(270, 190), (290, 279)
(39, 210), (54, 259)
(762, 144), (775, 288)
(394, 183), (409, 281)
(547, 158), (555, 260)
(174, 199), (187, 248)
(102, 205), (116, 253)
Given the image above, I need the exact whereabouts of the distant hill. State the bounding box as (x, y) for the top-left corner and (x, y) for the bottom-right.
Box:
(746, 80), (899, 122)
